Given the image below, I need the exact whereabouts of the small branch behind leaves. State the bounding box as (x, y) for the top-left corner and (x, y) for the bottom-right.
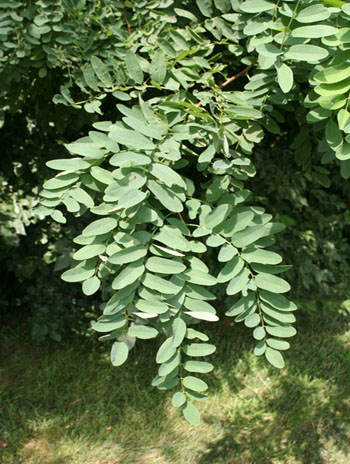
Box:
(123, 10), (132, 35)
(196, 58), (257, 108)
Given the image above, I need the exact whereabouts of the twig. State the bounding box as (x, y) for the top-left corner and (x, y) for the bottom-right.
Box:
(195, 58), (257, 107)
(178, 212), (186, 224)
(221, 59), (257, 88)
(123, 10), (132, 34)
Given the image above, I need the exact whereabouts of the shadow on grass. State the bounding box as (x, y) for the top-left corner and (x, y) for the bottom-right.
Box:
(0, 334), (176, 464)
(197, 308), (350, 464)
(0, 306), (349, 464)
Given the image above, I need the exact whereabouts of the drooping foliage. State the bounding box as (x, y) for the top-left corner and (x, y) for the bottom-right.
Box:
(1, 0), (350, 424)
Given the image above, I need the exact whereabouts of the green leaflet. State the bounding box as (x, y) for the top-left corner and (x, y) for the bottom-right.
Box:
(255, 273), (291, 294)
(135, 298), (168, 314)
(186, 328), (209, 341)
(253, 326), (266, 340)
(252, 263), (292, 275)
(63, 197), (80, 212)
(196, 0), (213, 17)
(112, 260), (145, 290)
(111, 341), (129, 366)
(73, 244), (106, 260)
(296, 4), (330, 23)
(184, 312), (219, 322)
(198, 145), (216, 163)
(82, 218), (118, 237)
(118, 189), (148, 209)
(217, 256), (244, 283)
(326, 119), (343, 151)
(244, 313), (260, 328)
(244, 20), (273, 36)
(220, 211), (254, 236)
(225, 292), (256, 317)
(226, 267), (250, 295)
(205, 204), (232, 229)
(183, 376), (208, 392)
(259, 290), (297, 311)
(156, 337), (177, 363)
(315, 81), (350, 97)
(266, 338), (290, 350)
(82, 276), (101, 296)
(128, 325), (158, 339)
(91, 56), (113, 87)
(109, 126), (155, 150)
(183, 268), (217, 286)
(146, 257), (186, 274)
(275, 62), (293, 94)
(234, 302), (257, 323)
(172, 392), (186, 408)
(82, 63), (100, 91)
(92, 315), (126, 333)
(153, 244), (185, 257)
(240, 0), (275, 13)
(185, 284), (216, 301)
(125, 50), (144, 84)
(109, 245), (147, 265)
(153, 226), (190, 251)
(256, 43), (282, 58)
(66, 142), (107, 158)
(89, 131), (119, 151)
(70, 188), (94, 207)
(51, 210), (66, 223)
(231, 225), (265, 248)
(291, 25), (337, 38)
(314, 64), (350, 84)
(110, 152), (151, 167)
(159, 352), (181, 377)
(284, 45), (329, 62)
(261, 303), (296, 323)
(44, 173), (79, 190)
(336, 143), (350, 161)
(147, 180), (184, 212)
(241, 247), (282, 265)
(254, 341), (266, 356)
(338, 109), (350, 133)
(265, 325), (297, 338)
(183, 343), (216, 357)
(182, 401), (200, 426)
(91, 166), (114, 185)
(183, 361), (214, 373)
(149, 163), (187, 190)
(150, 49), (167, 84)
(265, 347), (285, 369)
(123, 116), (164, 140)
(61, 260), (96, 283)
(184, 298), (216, 314)
(172, 318), (187, 347)
(46, 158), (90, 171)
(142, 272), (181, 294)
(218, 243), (238, 262)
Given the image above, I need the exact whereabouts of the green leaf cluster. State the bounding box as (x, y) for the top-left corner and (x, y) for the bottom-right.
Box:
(17, 0), (350, 425)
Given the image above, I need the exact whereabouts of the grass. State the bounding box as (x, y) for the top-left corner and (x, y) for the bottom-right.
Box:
(1, 303), (350, 464)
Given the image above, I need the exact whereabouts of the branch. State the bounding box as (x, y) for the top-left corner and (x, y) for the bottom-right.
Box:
(123, 11), (132, 35)
(220, 59), (258, 89)
(195, 59), (257, 107)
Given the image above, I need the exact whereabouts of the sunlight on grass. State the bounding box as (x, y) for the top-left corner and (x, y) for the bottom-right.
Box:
(1, 306), (350, 464)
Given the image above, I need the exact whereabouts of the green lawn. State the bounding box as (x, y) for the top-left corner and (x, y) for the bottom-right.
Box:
(1, 303), (350, 464)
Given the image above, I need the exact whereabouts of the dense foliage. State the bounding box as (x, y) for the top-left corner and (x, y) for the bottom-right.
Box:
(1, 0), (350, 424)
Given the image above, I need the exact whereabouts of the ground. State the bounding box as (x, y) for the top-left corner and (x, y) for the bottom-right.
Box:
(1, 302), (350, 464)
